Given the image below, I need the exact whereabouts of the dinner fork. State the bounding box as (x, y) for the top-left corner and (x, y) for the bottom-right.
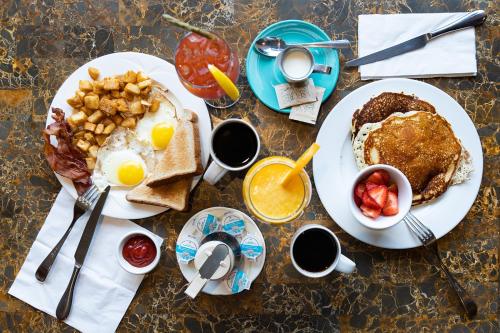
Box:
(35, 184), (99, 282)
(403, 212), (477, 318)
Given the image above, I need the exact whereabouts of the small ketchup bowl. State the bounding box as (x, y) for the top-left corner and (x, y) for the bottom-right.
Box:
(117, 231), (161, 275)
(349, 164), (412, 230)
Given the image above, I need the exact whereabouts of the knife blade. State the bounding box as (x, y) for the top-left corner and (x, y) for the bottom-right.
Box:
(56, 186), (110, 320)
(345, 10), (486, 67)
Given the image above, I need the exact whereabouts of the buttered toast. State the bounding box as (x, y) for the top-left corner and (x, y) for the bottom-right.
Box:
(126, 177), (192, 211)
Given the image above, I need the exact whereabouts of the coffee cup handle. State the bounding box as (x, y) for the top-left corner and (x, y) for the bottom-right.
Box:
(312, 64), (332, 75)
(335, 254), (356, 274)
(203, 161), (227, 185)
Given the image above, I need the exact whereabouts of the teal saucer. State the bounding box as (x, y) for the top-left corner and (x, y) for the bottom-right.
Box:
(246, 20), (340, 114)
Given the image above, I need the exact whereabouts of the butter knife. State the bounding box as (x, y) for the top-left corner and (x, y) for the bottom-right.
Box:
(345, 10), (486, 67)
(56, 186), (110, 321)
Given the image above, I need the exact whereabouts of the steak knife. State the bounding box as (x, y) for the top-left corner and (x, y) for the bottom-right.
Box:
(345, 10), (486, 67)
(56, 186), (110, 320)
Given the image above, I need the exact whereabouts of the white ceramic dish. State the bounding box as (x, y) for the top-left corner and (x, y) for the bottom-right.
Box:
(176, 207), (266, 296)
(45, 52), (212, 219)
(349, 164), (412, 230)
(116, 231), (161, 275)
(313, 78), (483, 249)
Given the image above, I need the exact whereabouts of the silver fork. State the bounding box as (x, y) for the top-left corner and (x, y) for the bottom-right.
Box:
(403, 212), (477, 318)
(35, 184), (99, 282)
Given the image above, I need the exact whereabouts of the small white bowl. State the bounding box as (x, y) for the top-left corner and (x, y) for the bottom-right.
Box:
(116, 231), (161, 274)
(349, 164), (412, 230)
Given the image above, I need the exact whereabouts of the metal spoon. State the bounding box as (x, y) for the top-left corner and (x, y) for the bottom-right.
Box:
(255, 36), (351, 57)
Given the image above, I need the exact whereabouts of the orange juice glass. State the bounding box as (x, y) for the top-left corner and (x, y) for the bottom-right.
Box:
(242, 156), (312, 224)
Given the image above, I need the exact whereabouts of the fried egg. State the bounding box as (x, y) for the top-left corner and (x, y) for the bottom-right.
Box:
(92, 128), (155, 188)
(136, 91), (177, 150)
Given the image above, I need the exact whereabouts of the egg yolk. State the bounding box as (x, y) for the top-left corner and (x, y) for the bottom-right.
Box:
(117, 161), (145, 186)
(151, 122), (175, 150)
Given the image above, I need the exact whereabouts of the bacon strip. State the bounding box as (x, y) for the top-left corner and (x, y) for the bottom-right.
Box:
(43, 108), (91, 195)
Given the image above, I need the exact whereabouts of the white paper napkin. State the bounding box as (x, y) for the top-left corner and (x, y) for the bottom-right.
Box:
(9, 189), (163, 333)
(358, 13), (477, 80)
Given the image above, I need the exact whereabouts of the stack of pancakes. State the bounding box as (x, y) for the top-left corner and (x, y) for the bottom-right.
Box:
(352, 93), (472, 205)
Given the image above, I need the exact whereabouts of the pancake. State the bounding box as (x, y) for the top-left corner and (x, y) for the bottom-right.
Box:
(351, 92), (436, 138)
(353, 111), (472, 205)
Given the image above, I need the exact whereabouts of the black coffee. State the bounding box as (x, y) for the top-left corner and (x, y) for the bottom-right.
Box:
(292, 228), (338, 273)
(213, 122), (258, 168)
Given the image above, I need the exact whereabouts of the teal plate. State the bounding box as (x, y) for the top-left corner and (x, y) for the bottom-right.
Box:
(246, 20), (340, 113)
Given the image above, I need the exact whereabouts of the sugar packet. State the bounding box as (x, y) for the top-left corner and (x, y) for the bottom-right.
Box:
(274, 79), (316, 109)
(289, 86), (326, 125)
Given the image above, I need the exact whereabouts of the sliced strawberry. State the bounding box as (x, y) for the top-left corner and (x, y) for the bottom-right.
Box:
(354, 195), (362, 207)
(360, 204), (381, 218)
(387, 183), (398, 195)
(377, 170), (391, 183)
(382, 192), (399, 216)
(367, 185), (388, 208)
(365, 182), (378, 191)
(365, 172), (385, 185)
(362, 191), (380, 209)
(354, 183), (366, 200)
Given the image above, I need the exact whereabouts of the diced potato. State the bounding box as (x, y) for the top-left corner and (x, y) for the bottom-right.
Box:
(83, 121), (97, 132)
(121, 117), (136, 128)
(103, 123), (116, 135)
(88, 145), (99, 158)
(67, 117), (78, 130)
(140, 86), (151, 97)
(76, 139), (91, 152)
(70, 111), (88, 126)
(141, 100), (151, 107)
(112, 114), (123, 125)
(129, 100), (144, 114)
(95, 134), (107, 146)
(102, 118), (113, 126)
(84, 95), (99, 110)
(92, 80), (104, 94)
(79, 80), (93, 92)
(110, 90), (121, 98)
(76, 90), (86, 101)
(137, 79), (152, 90)
(88, 67), (100, 80)
(99, 97), (116, 116)
(87, 110), (104, 123)
(95, 123), (104, 134)
(103, 77), (120, 90)
(84, 132), (95, 143)
(136, 71), (149, 82)
(123, 70), (137, 83)
(80, 106), (93, 116)
(150, 98), (160, 112)
(114, 98), (128, 112)
(124, 83), (140, 95)
(67, 95), (82, 108)
(85, 157), (96, 170)
(74, 130), (85, 139)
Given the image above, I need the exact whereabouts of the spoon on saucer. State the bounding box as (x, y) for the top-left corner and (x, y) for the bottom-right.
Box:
(255, 37), (350, 57)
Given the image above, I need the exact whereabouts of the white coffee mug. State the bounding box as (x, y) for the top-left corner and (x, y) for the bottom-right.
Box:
(290, 224), (356, 277)
(203, 119), (260, 185)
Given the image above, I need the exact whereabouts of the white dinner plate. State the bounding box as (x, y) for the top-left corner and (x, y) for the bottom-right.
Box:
(313, 78), (483, 249)
(177, 207), (266, 295)
(46, 52), (211, 219)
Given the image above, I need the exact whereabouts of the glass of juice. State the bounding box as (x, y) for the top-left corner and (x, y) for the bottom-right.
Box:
(242, 156), (312, 224)
(174, 32), (240, 108)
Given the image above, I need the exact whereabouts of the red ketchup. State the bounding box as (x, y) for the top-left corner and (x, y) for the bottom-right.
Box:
(122, 235), (157, 268)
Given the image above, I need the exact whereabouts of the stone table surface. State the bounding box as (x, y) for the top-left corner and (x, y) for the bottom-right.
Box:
(0, 1), (498, 332)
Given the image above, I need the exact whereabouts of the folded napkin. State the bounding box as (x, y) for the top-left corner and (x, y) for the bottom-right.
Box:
(358, 13), (477, 80)
(9, 189), (163, 333)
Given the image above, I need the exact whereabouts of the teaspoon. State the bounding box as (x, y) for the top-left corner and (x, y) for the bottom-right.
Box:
(255, 36), (351, 57)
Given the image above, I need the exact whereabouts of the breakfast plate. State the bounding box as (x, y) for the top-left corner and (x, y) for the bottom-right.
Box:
(176, 207), (266, 295)
(313, 78), (483, 249)
(46, 52), (211, 219)
(246, 20), (340, 113)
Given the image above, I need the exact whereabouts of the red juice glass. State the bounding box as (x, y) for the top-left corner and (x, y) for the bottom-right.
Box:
(174, 32), (240, 108)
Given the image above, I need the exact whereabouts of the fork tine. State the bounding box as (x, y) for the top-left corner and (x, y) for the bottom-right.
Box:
(407, 213), (433, 239)
(87, 189), (100, 204)
(404, 217), (426, 243)
(83, 184), (98, 199)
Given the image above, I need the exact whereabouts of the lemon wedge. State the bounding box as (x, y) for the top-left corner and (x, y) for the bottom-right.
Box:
(281, 143), (320, 186)
(207, 64), (240, 101)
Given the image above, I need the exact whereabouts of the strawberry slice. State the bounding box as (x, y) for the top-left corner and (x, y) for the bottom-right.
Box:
(354, 195), (362, 207)
(365, 172), (385, 185)
(354, 183), (366, 200)
(382, 192), (399, 216)
(367, 185), (388, 208)
(377, 170), (391, 183)
(365, 182), (378, 191)
(362, 191), (380, 209)
(360, 204), (381, 218)
(388, 183), (398, 195)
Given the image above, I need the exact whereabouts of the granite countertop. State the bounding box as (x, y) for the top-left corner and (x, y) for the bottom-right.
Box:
(0, 1), (498, 332)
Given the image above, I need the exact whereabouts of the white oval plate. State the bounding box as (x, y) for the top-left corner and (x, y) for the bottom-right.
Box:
(313, 78), (483, 249)
(46, 52), (211, 219)
(177, 207), (266, 295)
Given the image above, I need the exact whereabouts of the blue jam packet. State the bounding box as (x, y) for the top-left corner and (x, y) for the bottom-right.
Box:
(240, 235), (264, 260)
(194, 213), (219, 236)
(175, 235), (198, 263)
(221, 213), (245, 236)
(226, 269), (250, 293)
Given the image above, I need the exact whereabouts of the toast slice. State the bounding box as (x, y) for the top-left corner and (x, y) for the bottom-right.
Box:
(146, 111), (203, 187)
(126, 177), (192, 211)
